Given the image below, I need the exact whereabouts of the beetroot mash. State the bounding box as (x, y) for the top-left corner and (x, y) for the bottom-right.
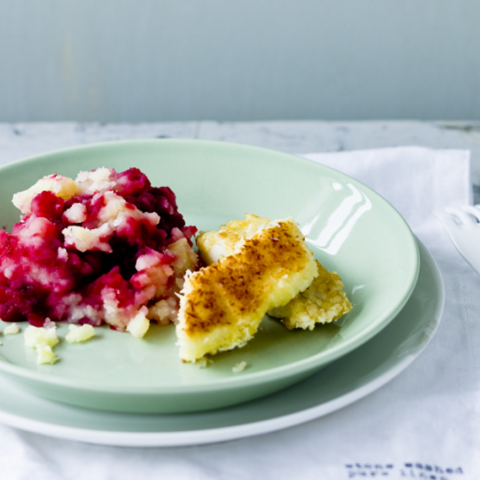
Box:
(0, 167), (198, 337)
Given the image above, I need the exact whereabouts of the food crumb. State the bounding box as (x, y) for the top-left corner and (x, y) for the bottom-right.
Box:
(4, 323), (20, 335)
(24, 325), (59, 348)
(196, 357), (213, 368)
(24, 325), (60, 364)
(197, 358), (208, 368)
(65, 324), (95, 343)
(36, 344), (59, 365)
(232, 361), (247, 373)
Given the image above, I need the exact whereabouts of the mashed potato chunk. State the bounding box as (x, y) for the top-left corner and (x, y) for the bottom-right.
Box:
(65, 324), (96, 343)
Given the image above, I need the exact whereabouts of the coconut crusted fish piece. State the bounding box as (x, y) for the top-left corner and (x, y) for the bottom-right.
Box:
(268, 259), (352, 330)
(196, 213), (352, 332)
(176, 217), (318, 363)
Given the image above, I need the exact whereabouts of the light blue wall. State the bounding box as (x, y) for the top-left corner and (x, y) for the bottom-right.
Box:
(1, 0), (479, 121)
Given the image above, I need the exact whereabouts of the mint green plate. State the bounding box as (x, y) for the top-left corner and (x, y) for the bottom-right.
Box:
(0, 240), (442, 446)
(0, 140), (420, 413)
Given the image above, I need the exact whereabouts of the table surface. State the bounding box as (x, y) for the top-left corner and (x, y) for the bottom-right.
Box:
(0, 121), (477, 478)
(1, 120), (479, 201)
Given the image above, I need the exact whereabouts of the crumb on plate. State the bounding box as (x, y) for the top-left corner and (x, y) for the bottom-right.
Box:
(232, 361), (247, 373)
(36, 344), (59, 365)
(24, 323), (60, 364)
(3, 323), (20, 335)
(65, 324), (96, 343)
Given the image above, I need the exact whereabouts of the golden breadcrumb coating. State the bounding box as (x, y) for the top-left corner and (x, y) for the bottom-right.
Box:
(177, 218), (318, 362)
(268, 260), (352, 330)
(197, 213), (271, 264)
(197, 214), (352, 333)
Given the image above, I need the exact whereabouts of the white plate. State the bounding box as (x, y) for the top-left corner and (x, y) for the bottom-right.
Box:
(0, 240), (444, 447)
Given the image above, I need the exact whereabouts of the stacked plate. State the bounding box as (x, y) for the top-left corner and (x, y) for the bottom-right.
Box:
(0, 140), (444, 446)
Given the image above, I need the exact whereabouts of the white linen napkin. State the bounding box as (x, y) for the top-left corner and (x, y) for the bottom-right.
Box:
(0, 146), (478, 480)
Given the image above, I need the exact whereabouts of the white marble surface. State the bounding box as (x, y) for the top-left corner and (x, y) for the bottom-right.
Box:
(1, 120), (479, 197)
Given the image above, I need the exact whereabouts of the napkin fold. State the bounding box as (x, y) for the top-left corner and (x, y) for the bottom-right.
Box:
(1, 146), (479, 480)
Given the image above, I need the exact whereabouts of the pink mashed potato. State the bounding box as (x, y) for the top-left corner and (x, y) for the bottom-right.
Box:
(0, 167), (198, 334)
